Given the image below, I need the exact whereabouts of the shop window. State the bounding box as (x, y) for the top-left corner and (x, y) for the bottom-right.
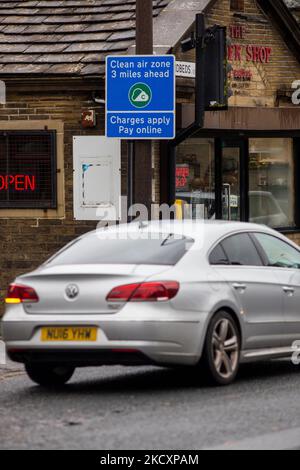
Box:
(0, 131), (56, 209)
(230, 0), (245, 12)
(249, 138), (294, 228)
(175, 138), (215, 219)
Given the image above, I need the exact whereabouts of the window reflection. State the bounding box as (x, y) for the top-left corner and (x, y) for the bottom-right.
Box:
(249, 138), (294, 228)
(175, 138), (215, 220)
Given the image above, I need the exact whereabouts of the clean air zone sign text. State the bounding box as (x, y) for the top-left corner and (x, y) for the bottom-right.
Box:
(106, 55), (176, 140)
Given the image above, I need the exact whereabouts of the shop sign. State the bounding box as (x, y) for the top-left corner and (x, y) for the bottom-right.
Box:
(0, 174), (36, 192)
(231, 68), (252, 81)
(176, 61), (196, 79)
(176, 165), (190, 188)
(227, 44), (272, 64)
(228, 24), (273, 83)
(230, 195), (239, 208)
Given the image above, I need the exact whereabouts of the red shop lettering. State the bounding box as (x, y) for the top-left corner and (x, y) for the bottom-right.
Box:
(227, 45), (272, 63)
(246, 45), (272, 63)
(229, 25), (246, 40)
(227, 45), (243, 62)
(0, 174), (36, 191)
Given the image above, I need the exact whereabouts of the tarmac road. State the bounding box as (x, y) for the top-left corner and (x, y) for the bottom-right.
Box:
(0, 359), (300, 450)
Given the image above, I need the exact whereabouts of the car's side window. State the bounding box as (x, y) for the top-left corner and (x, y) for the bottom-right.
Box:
(254, 233), (300, 269)
(209, 244), (229, 265)
(221, 233), (263, 266)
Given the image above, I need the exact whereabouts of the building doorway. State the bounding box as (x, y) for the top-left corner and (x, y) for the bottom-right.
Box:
(216, 138), (249, 222)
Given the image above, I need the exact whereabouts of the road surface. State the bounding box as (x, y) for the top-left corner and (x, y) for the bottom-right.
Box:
(0, 359), (300, 450)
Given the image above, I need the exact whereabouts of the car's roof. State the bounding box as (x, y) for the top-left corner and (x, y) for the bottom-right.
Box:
(136, 220), (275, 237)
(91, 220), (277, 248)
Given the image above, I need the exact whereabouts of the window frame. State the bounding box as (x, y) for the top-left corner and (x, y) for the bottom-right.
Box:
(248, 137), (295, 230)
(252, 232), (300, 270)
(45, 232), (195, 267)
(230, 0), (245, 12)
(209, 231), (265, 267)
(209, 242), (229, 265)
(0, 130), (57, 210)
(209, 230), (300, 269)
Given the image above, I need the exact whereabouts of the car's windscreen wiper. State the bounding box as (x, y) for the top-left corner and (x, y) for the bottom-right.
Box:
(161, 234), (175, 246)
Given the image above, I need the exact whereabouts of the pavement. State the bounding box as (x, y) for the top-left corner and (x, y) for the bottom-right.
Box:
(0, 358), (300, 450)
(0, 358), (24, 381)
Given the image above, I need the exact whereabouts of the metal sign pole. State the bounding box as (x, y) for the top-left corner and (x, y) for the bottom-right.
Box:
(195, 14), (206, 127)
(106, 3), (175, 222)
(133, 0), (153, 219)
(127, 140), (134, 222)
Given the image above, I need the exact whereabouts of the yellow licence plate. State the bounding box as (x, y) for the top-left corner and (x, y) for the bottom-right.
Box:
(41, 327), (98, 342)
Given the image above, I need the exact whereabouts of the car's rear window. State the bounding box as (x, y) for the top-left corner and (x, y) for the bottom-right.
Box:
(46, 232), (194, 266)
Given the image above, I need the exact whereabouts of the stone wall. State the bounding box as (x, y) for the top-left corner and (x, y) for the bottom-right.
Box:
(0, 79), (127, 315)
(176, 0), (300, 107)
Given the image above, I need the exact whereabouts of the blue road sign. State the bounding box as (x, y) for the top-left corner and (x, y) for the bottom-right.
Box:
(106, 55), (176, 140)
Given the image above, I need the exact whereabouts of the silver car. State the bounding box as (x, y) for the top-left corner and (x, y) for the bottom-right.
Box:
(2, 220), (300, 387)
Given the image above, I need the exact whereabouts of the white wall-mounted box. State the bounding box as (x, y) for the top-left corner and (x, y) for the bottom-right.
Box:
(73, 136), (121, 221)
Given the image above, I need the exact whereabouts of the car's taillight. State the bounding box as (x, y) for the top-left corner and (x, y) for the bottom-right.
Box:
(5, 284), (39, 304)
(107, 281), (179, 303)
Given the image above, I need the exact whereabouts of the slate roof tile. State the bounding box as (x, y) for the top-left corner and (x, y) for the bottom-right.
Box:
(0, 0), (170, 76)
(0, 0), (295, 77)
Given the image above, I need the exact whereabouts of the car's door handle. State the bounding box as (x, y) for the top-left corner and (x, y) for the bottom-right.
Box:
(232, 283), (247, 291)
(283, 286), (295, 295)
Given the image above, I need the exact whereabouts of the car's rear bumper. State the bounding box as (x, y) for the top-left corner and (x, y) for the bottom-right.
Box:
(2, 314), (207, 367)
(7, 348), (156, 367)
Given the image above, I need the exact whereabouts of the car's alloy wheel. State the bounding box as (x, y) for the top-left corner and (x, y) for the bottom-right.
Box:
(25, 363), (75, 388)
(203, 311), (240, 385)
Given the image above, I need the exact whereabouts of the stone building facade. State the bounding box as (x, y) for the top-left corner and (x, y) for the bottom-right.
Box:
(0, 0), (299, 314)
(167, 0), (300, 243)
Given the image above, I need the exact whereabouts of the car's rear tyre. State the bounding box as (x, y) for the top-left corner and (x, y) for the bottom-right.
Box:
(202, 311), (241, 386)
(25, 363), (75, 387)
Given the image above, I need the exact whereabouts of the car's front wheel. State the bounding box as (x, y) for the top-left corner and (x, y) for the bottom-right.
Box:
(202, 311), (241, 386)
(25, 363), (75, 387)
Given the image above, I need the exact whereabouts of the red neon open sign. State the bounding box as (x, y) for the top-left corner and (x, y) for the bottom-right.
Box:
(0, 174), (36, 191)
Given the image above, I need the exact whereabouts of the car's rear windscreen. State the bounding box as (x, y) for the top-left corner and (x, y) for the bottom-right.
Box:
(46, 233), (194, 266)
